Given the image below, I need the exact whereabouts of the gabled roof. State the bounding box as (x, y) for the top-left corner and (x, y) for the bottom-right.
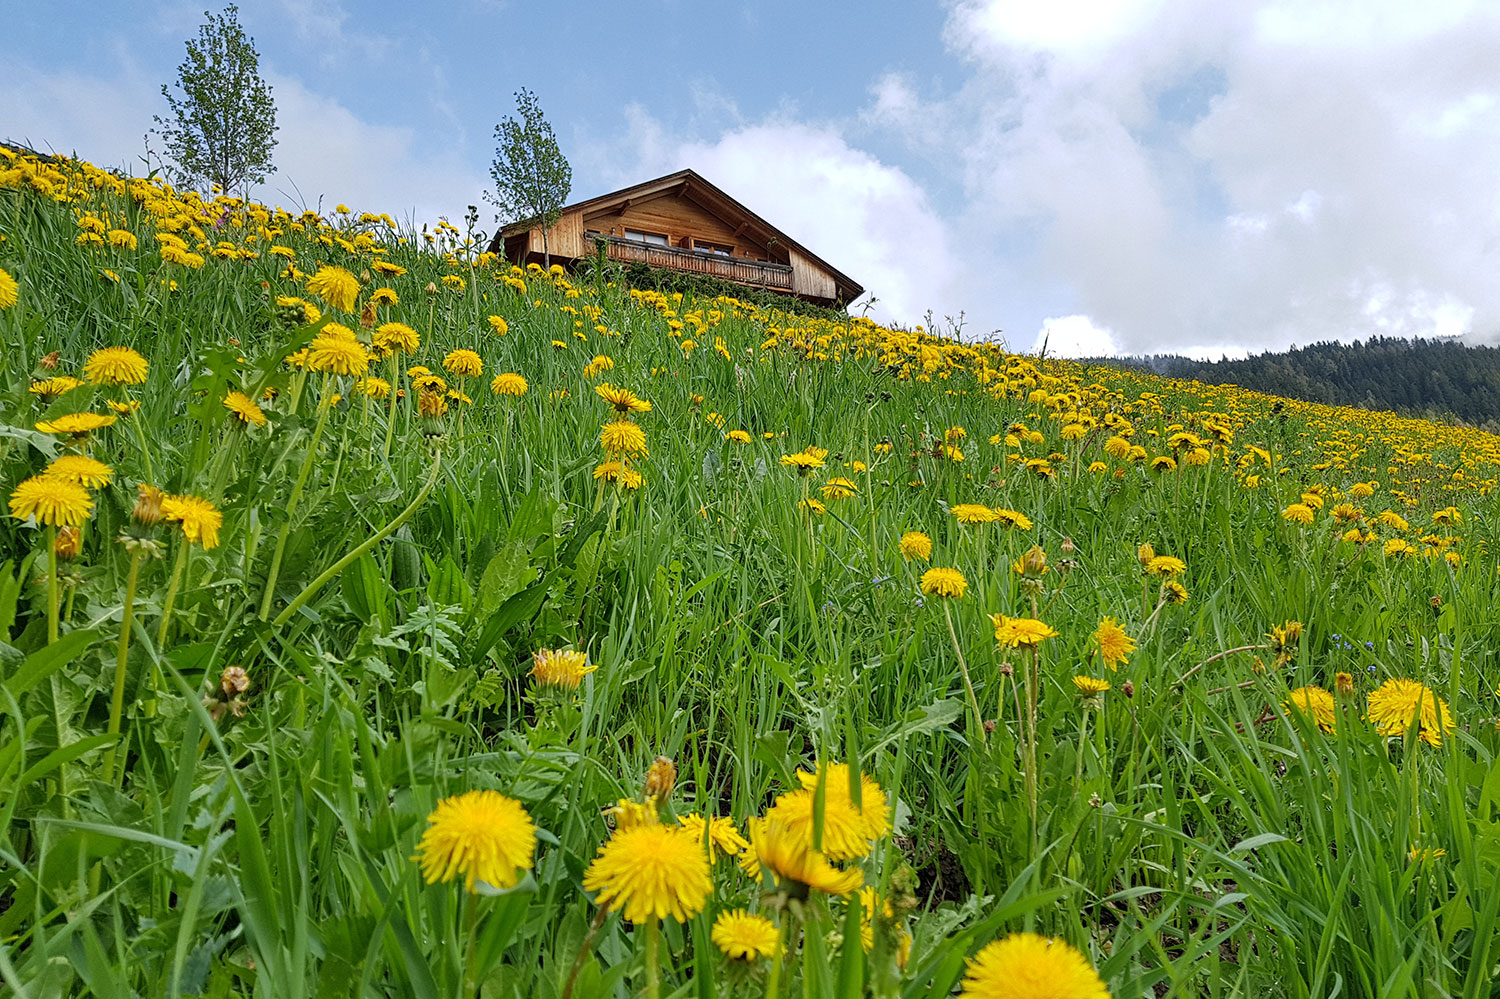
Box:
(492, 168), (863, 303)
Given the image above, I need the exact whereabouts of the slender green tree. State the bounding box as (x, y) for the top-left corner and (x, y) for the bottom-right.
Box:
(154, 5), (278, 198)
(487, 88), (572, 268)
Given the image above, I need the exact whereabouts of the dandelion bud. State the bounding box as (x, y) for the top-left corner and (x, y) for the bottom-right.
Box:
(220, 665), (251, 699)
(54, 525), (81, 561)
(1013, 545), (1048, 577)
(1061, 536), (1076, 554)
(983, 719), (996, 735)
(360, 269), (372, 284)
(1137, 542), (1155, 566)
(1121, 680), (1135, 698)
(1335, 671), (1354, 696)
(425, 281), (439, 296)
(39, 350), (61, 370)
(360, 299), (377, 328)
(643, 756), (677, 800)
(1429, 595), (1443, 613)
(132, 483), (166, 525)
(999, 661), (1014, 677)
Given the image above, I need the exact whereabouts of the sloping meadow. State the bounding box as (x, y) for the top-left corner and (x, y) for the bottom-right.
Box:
(3, 147), (1500, 997)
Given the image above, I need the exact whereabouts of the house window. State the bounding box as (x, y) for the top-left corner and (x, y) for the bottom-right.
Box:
(624, 229), (669, 246)
(692, 239), (733, 256)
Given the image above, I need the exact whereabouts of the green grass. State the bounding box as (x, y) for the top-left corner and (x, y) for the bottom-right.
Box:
(2, 150), (1500, 997)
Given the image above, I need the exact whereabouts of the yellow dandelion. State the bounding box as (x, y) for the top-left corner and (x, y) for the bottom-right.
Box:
(920, 567), (967, 598)
(600, 420), (648, 457)
(82, 346), (148, 386)
(491, 372), (528, 396)
(160, 494), (223, 549)
(960, 932), (1109, 999)
(529, 648), (596, 689)
(582, 823), (712, 923)
(35, 412), (117, 436)
(223, 390), (267, 426)
(678, 813), (750, 861)
(443, 349), (483, 378)
(8, 474), (93, 527)
(0, 266), (17, 309)
(596, 382), (652, 414)
(415, 790), (536, 893)
(1093, 617), (1135, 668)
(712, 909), (779, 960)
(305, 265), (361, 312)
(991, 614), (1058, 648)
(44, 454), (114, 489)
(1284, 686), (1336, 733)
(374, 321), (420, 355)
(899, 531), (933, 562)
(307, 335), (370, 377)
(1367, 678), (1454, 747)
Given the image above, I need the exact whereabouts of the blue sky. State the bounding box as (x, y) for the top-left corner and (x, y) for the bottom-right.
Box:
(7, 1), (1500, 357)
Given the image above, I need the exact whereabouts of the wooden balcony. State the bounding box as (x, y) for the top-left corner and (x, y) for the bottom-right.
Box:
(599, 235), (793, 291)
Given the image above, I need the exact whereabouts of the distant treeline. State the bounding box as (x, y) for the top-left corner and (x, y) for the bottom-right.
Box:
(1083, 336), (1500, 429)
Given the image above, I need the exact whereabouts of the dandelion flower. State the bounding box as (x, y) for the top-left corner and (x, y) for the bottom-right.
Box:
(530, 648), (596, 689)
(1367, 678), (1454, 747)
(491, 372), (528, 396)
(161, 494), (223, 549)
(742, 815), (864, 897)
(443, 349), (483, 378)
(1163, 581), (1189, 604)
(83, 346), (148, 386)
(45, 454), (114, 489)
(1284, 686), (1336, 733)
(0, 266), (17, 309)
(920, 567), (967, 599)
(29, 376), (83, 401)
(305, 265), (360, 312)
(223, 390), (267, 426)
(600, 420), (648, 457)
(1093, 617), (1135, 668)
(781, 451), (826, 472)
(1073, 676), (1110, 696)
(415, 789), (536, 893)
(726, 430), (752, 444)
(899, 531), (933, 562)
(991, 508), (1033, 530)
(712, 910), (780, 959)
(596, 382), (651, 414)
(1144, 555), (1186, 576)
(1282, 503), (1316, 525)
(582, 823), (712, 923)
(307, 335), (370, 377)
(678, 813), (750, 861)
(960, 932), (1109, 999)
(991, 614), (1058, 648)
(8, 475), (93, 526)
(374, 321), (420, 355)
(487, 315), (510, 336)
(951, 504), (998, 524)
(35, 412), (117, 436)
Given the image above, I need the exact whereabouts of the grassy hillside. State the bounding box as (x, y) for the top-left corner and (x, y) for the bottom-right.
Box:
(4, 147), (1500, 998)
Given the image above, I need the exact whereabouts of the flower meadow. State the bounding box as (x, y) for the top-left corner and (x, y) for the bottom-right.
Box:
(3, 147), (1500, 998)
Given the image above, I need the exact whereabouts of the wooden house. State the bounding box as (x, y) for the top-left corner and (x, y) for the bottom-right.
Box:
(487, 169), (863, 308)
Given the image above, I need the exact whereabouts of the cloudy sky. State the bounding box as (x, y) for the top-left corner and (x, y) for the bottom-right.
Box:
(6, 0), (1500, 358)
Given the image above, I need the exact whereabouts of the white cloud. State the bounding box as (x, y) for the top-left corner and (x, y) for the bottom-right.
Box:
(591, 109), (963, 327)
(868, 0), (1500, 355)
(261, 73), (487, 226)
(1032, 315), (1117, 357)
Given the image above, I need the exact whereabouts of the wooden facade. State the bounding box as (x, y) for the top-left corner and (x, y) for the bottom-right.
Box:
(489, 169), (862, 307)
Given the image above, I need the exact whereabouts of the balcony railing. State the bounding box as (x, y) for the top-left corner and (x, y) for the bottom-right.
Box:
(598, 236), (793, 291)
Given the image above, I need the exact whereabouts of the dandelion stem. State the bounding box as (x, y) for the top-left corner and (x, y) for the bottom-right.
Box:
(942, 601), (986, 749)
(259, 373), (333, 620)
(644, 917), (661, 999)
(157, 541), (189, 649)
(103, 548), (143, 787)
(273, 447), (443, 628)
(382, 353), (399, 461)
(462, 892), (480, 997)
(130, 406), (154, 484)
(45, 525), (59, 644)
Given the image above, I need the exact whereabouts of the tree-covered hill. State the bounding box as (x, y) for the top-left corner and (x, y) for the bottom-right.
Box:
(1101, 336), (1500, 428)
